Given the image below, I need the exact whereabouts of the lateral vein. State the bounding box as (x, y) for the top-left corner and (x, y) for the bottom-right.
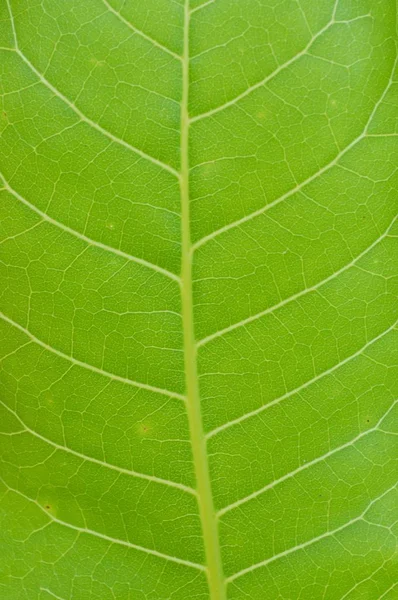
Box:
(197, 216), (396, 347)
(1, 174), (181, 284)
(217, 399), (397, 516)
(0, 400), (196, 496)
(5, 0), (179, 178)
(1, 481), (206, 571)
(101, 0), (182, 60)
(226, 482), (397, 584)
(192, 54), (397, 250)
(0, 312), (186, 401)
(206, 320), (398, 438)
(190, 2), (339, 123)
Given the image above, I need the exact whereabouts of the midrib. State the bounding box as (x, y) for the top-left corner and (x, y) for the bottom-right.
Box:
(180, 2), (226, 599)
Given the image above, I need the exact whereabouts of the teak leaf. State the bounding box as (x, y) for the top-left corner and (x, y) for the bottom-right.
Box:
(1, 1), (397, 599)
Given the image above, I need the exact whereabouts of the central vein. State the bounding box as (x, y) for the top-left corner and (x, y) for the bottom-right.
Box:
(180, 2), (226, 599)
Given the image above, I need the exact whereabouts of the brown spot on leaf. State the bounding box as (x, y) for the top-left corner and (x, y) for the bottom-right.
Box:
(139, 423), (152, 435)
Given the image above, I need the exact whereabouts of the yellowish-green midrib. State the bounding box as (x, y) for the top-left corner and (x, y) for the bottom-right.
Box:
(180, 1), (226, 599)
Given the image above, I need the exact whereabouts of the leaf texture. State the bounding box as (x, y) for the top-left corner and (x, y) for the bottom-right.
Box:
(0, 0), (397, 599)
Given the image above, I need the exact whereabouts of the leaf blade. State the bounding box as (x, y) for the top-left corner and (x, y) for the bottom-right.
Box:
(1, 0), (397, 599)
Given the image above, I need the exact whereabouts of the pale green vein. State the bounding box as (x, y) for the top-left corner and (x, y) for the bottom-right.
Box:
(5, 0), (180, 178)
(101, 0), (182, 60)
(190, 0), (215, 15)
(0, 400), (196, 495)
(190, 0), (342, 123)
(0, 174), (181, 284)
(379, 583), (398, 599)
(197, 216), (397, 347)
(40, 589), (67, 600)
(0, 312), (185, 401)
(217, 399), (397, 517)
(1, 2), (396, 597)
(192, 54), (398, 250)
(2, 481), (206, 571)
(226, 482), (397, 584)
(206, 320), (398, 438)
(340, 563), (394, 600)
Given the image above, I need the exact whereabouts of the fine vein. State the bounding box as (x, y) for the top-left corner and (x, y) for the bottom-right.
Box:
(5, 0), (179, 178)
(0, 400), (196, 496)
(207, 319), (398, 438)
(1, 174), (181, 284)
(226, 482), (397, 584)
(0, 312), (185, 401)
(192, 53), (397, 250)
(2, 482), (205, 571)
(197, 215), (396, 347)
(101, 0), (182, 60)
(180, 3), (226, 598)
(217, 399), (397, 517)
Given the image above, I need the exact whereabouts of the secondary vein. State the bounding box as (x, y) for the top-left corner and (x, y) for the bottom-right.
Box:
(1, 174), (181, 284)
(0, 312), (185, 401)
(5, 0), (179, 178)
(2, 481), (205, 571)
(0, 400), (196, 496)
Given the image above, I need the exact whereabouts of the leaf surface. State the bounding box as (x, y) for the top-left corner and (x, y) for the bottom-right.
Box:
(0, 1), (397, 599)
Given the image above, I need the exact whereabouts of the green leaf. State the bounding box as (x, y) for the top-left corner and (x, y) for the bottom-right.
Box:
(0, 0), (397, 598)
